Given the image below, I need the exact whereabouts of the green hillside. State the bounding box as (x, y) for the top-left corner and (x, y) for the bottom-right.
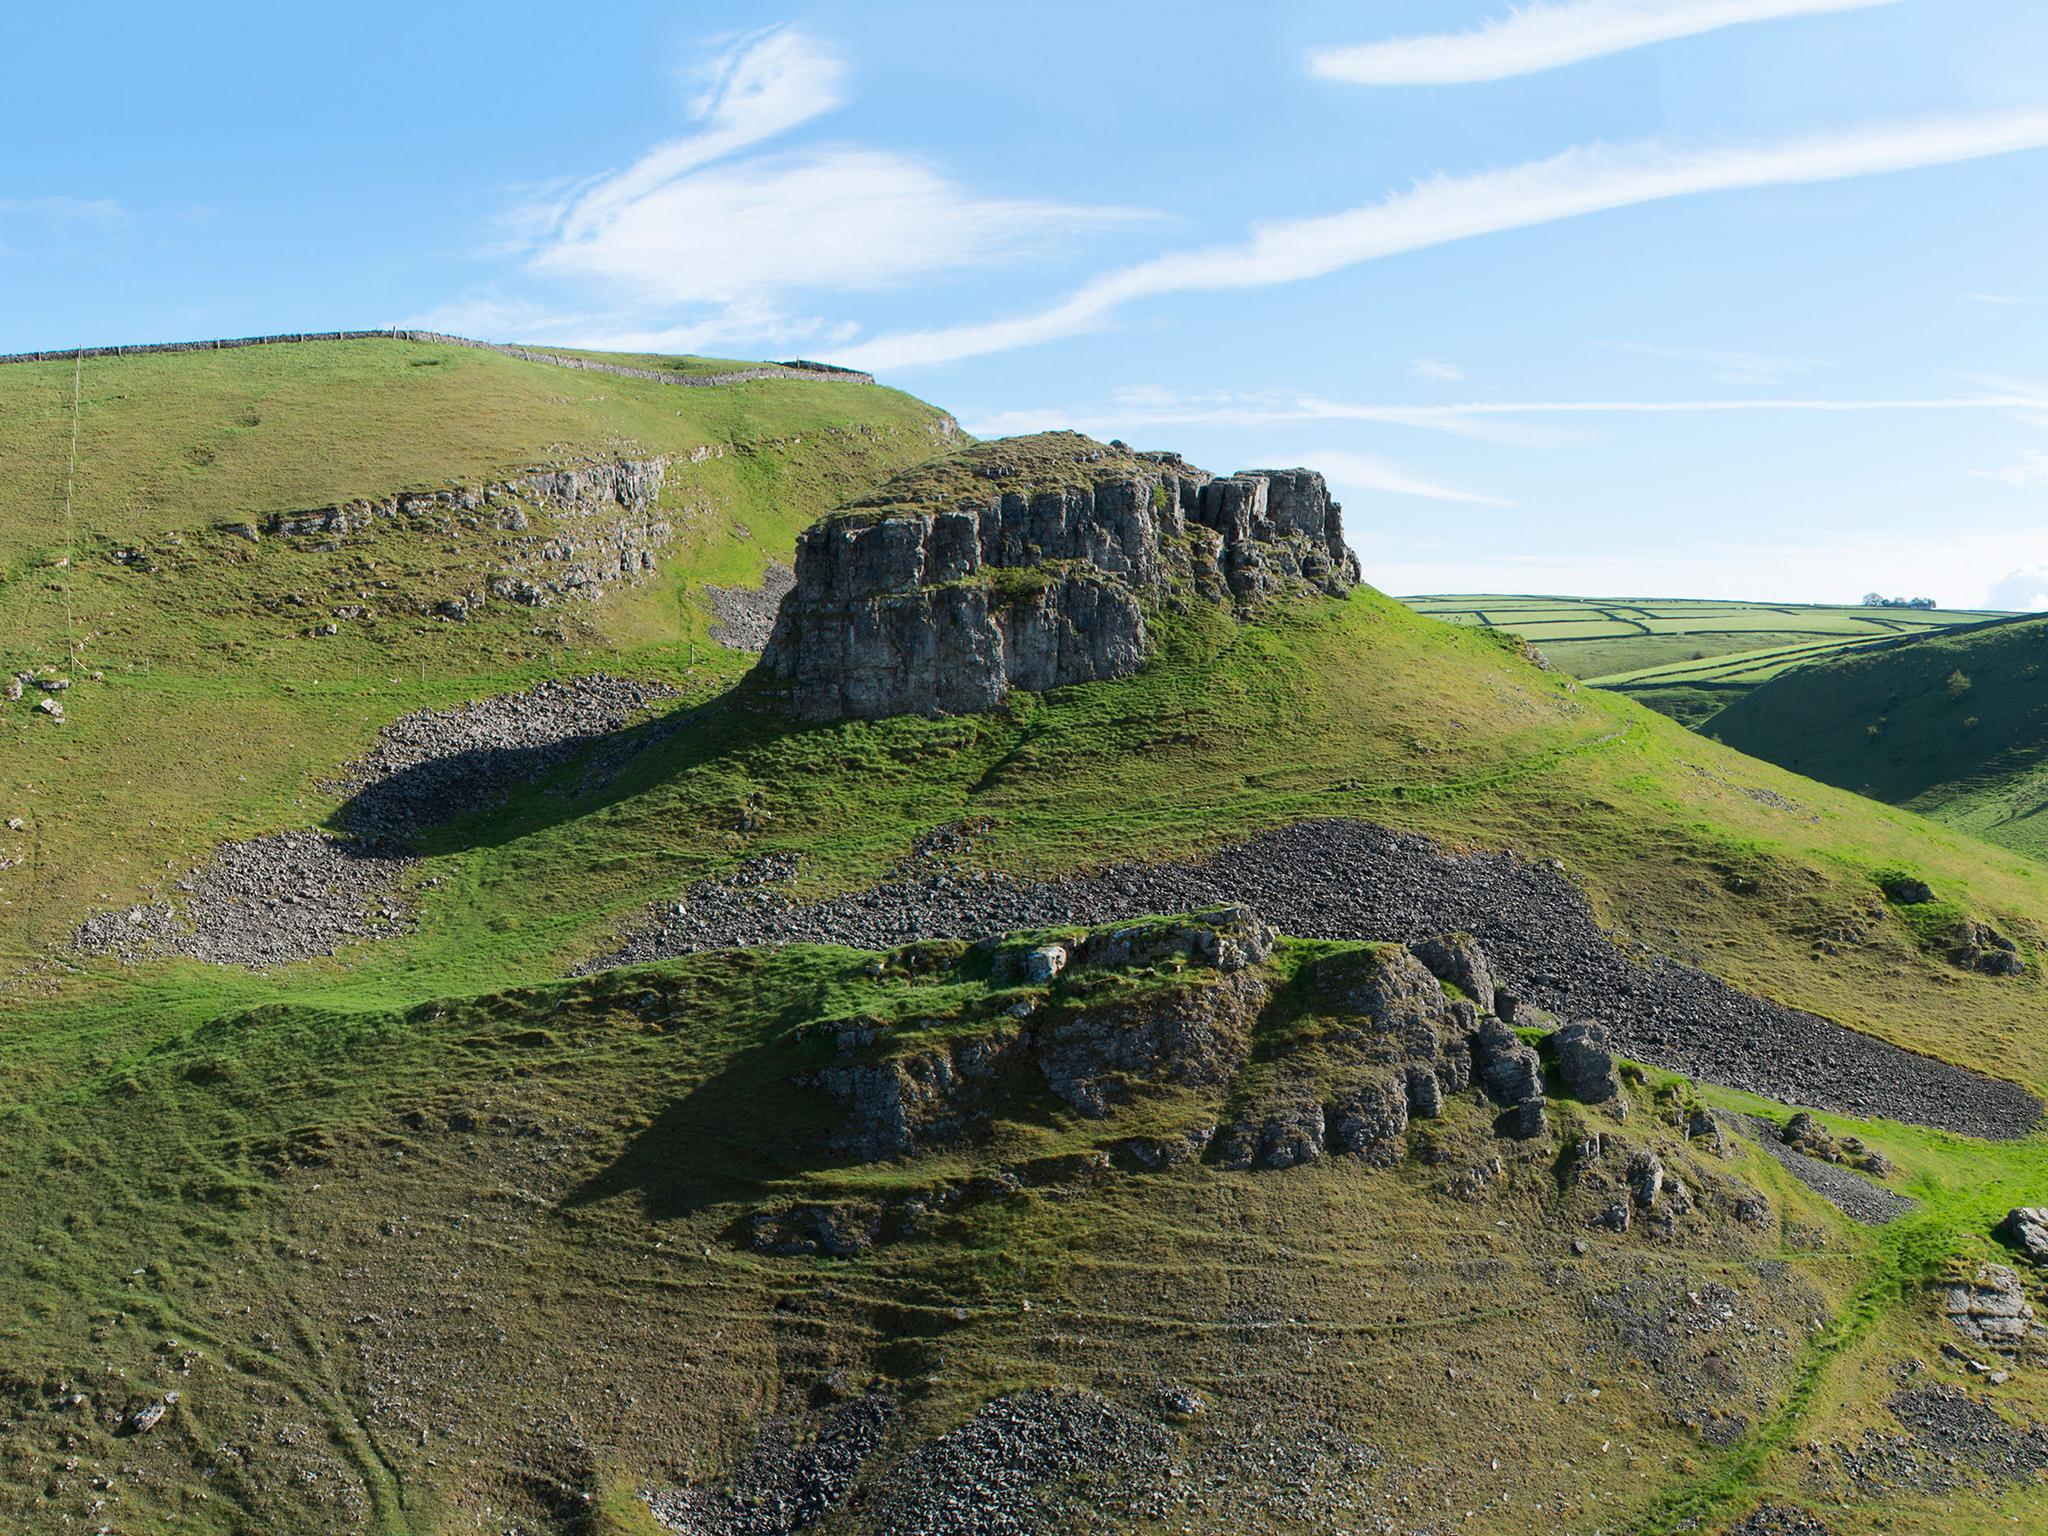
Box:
(5, 345), (2048, 1534)
(1710, 614), (2048, 859)
(1405, 595), (2009, 724)
(0, 337), (956, 959)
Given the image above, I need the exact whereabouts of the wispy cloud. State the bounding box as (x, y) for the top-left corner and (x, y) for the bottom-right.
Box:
(1308, 0), (1903, 87)
(1607, 340), (1829, 384)
(1311, 448), (1516, 507)
(957, 385), (2048, 445)
(445, 25), (1137, 345)
(1971, 448), (2048, 487)
(845, 110), (2048, 371)
(1410, 357), (1465, 382)
(1967, 292), (2030, 306)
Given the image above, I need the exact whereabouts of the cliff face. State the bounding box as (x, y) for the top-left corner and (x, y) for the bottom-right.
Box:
(756, 434), (1359, 721)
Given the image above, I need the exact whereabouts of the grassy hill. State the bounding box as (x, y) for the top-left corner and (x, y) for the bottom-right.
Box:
(0, 336), (955, 962)
(1709, 614), (2048, 859)
(1404, 595), (2010, 725)
(5, 345), (2048, 1534)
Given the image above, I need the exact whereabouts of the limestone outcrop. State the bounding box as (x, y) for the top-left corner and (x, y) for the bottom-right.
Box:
(263, 455), (672, 610)
(755, 433), (1359, 721)
(751, 916), (1768, 1258)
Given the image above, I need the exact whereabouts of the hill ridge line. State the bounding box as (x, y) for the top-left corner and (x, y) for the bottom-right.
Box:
(0, 328), (877, 387)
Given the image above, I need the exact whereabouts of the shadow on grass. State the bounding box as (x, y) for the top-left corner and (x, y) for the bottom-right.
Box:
(320, 681), (811, 858)
(561, 959), (843, 1222)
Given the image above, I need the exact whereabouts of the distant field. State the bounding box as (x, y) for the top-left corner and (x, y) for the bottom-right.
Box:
(1403, 595), (2012, 723)
(1711, 612), (2048, 859)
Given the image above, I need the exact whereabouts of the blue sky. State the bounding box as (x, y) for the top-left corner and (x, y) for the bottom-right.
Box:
(10, 0), (2048, 606)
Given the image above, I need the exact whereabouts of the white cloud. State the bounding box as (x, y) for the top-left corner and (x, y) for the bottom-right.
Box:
(954, 390), (1566, 447)
(1607, 340), (1828, 384)
(1308, 0), (1903, 87)
(1972, 448), (2048, 487)
(521, 26), (1136, 308)
(401, 291), (848, 355)
(1310, 448), (1516, 507)
(1967, 292), (2030, 306)
(534, 148), (1134, 305)
(540, 25), (851, 253)
(957, 385), (2048, 446)
(1411, 357), (1465, 382)
(845, 109), (2048, 371)
(1989, 568), (2048, 611)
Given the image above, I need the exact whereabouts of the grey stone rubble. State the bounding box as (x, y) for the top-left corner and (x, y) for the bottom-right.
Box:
(71, 831), (416, 969)
(591, 818), (2041, 1140)
(646, 1393), (894, 1535)
(755, 441), (1358, 721)
(73, 675), (674, 969)
(324, 675), (677, 844)
(705, 561), (797, 652)
(1834, 1383), (2048, 1496)
(1739, 1116), (1917, 1226)
(842, 1389), (1179, 1536)
(1725, 1503), (1832, 1535)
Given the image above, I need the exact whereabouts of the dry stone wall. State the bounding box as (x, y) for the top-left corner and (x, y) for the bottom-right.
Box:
(0, 329), (876, 388)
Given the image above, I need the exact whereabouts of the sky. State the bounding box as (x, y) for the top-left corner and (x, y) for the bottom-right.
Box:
(8, 0), (2048, 607)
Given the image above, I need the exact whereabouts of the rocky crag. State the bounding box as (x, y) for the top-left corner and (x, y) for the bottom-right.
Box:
(742, 910), (1781, 1259)
(753, 433), (1359, 721)
(594, 818), (2042, 1140)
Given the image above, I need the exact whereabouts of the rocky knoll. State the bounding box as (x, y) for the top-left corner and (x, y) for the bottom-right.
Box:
(754, 433), (1359, 721)
(599, 818), (2041, 1140)
(743, 911), (1771, 1259)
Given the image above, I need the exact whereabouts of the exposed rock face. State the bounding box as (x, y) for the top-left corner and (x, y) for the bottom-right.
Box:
(1409, 932), (1497, 1013)
(1944, 1263), (2044, 1352)
(1552, 1019), (1623, 1105)
(1948, 920), (2026, 977)
(811, 909), (1276, 1158)
(755, 434), (1359, 721)
(1998, 1207), (2048, 1267)
(263, 456), (672, 610)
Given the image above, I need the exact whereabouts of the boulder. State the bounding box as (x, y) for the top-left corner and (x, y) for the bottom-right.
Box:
(1022, 944), (1068, 984)
(1944, 1262), (2044, 1352)
(1948, 920), (2026, 977)
(1404, 1065), (1445, 1119)
(1626, 1151), (1665, 1208)
(1504, 1097), (1548, 1139)
(1881, 874), (1935, 905)
(1112, 1125), (1214, 1172)
(1408, 932), (1496, 1013)
(1998, 1207), (2048, 1267)
(1472, 1016), (1542, 1106)
(1550, 1019), (1621, 1104)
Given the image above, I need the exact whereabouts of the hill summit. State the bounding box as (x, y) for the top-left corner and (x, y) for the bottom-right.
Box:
(754, 431), (1359, 720)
